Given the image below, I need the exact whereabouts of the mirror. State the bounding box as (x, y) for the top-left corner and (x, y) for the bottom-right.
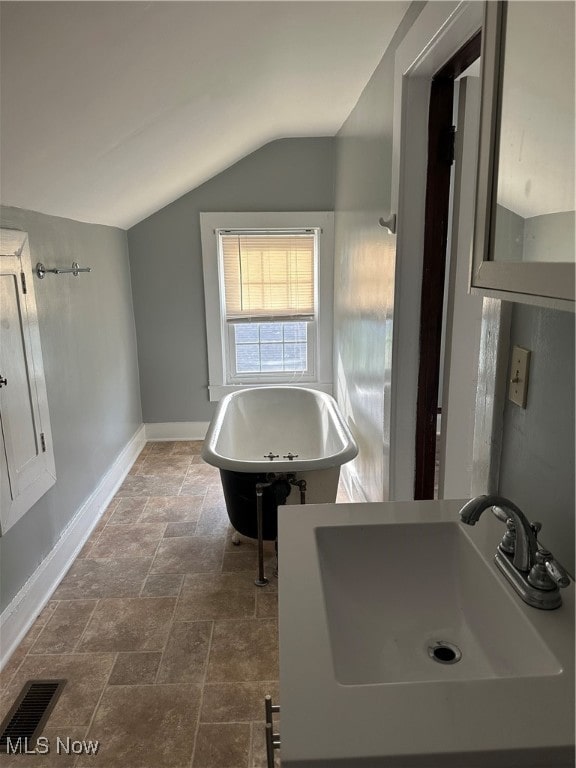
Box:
(471, 1), (575, 306)
(493, 1), (574, 264)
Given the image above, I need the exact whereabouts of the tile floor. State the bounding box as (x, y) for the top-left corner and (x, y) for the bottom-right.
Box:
(1, 440), (344, 767)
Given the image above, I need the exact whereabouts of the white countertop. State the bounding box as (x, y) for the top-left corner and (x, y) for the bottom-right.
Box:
(278, 500), (575, 767)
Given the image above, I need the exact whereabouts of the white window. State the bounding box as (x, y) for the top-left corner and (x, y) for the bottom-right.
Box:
(200, 212), (334, 400)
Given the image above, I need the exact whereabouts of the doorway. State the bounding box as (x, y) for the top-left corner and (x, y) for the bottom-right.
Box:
(414, 32), (482, 500)
(388, 1), (504, 505)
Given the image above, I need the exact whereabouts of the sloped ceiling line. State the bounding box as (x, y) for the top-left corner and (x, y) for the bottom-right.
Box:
(0, 1), (409, 228)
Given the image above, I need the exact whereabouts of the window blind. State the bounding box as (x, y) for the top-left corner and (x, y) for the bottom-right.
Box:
(220, 232), (316, 322)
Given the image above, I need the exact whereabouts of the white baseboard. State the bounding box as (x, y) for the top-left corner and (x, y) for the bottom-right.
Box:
(145, 422), (210, 441)
(0, 424), (146, 670)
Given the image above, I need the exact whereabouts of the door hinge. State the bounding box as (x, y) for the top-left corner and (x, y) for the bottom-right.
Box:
(447, 125), (456, 167)
(21, 271), (28, 294)
(40, 433), (47, 452)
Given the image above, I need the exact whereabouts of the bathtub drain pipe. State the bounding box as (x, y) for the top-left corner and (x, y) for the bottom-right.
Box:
(289, 477), (307, 505)
(254, 475), (306, 587)
(255, 481), (273, 586)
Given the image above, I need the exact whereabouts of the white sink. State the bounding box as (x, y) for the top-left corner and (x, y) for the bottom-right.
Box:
(316, 522), (561, 685)
(278, 500), (575, 767)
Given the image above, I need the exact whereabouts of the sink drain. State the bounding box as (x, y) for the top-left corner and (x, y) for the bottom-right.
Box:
(428, 641), (462, 665)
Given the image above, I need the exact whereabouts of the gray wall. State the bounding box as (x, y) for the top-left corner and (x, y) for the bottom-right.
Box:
(0, 207), (142, 611)
(333, 4), (423, 502)
(493, 204), (524, 262)
(494, 206), (575, 263)
(523, 211), (575, 263)
(498, 305), (575, 574)
(127, 137), (335, 424)
(332, 0), (576, 587)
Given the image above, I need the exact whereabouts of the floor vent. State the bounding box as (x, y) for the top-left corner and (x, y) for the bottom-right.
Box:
(0, 679), (66, 753)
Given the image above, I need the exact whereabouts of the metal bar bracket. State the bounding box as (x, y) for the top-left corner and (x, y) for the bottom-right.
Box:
(36, 262), (92, 279)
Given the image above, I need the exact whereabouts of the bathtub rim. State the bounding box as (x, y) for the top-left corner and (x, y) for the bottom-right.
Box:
(201, 386), (358, 473)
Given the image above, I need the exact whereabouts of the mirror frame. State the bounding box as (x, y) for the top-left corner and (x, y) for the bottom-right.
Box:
(471, 1), (575, 309)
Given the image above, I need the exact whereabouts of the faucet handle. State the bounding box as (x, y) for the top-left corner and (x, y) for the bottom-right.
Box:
(527, 550), (556, 591)
(499, 519), (516, 555)
(539, 550), (571, 588)
(492, 507), (517, 556)
(528, 549), (571, 591)
(530, 521), (542, 536)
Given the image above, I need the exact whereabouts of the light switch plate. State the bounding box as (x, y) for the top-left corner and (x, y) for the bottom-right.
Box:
(508, 346), (531, 408)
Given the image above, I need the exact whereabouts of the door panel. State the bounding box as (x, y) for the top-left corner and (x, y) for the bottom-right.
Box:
(0, 230), (56, 533)
(0, 273), (41, 493)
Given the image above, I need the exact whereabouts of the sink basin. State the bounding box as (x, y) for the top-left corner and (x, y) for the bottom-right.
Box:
(316, 521), (561, 685)
(278, 500), (575, 767)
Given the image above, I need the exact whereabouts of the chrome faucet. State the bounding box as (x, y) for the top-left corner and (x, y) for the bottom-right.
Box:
(459, 495), (571, 610)
(459, 494), (538, 572)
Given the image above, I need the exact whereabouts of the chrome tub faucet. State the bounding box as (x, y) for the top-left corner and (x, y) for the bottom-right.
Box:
(459, 495), (571, 610)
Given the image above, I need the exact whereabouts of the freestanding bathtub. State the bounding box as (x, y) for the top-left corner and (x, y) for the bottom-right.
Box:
(202, 387), (358, 541)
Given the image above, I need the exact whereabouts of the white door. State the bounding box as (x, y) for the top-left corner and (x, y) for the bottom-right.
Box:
(0, 229), (56, 533)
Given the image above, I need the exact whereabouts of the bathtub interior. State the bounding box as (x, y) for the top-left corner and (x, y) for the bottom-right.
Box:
(212, 387), (350, 462)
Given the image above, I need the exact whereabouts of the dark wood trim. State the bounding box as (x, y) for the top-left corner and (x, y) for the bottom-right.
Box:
(435, 31), (482, 81)
(414, 77), (454, 500)
(413, 31), (482, 501)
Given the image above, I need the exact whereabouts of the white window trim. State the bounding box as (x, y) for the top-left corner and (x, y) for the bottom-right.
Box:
(200, 212), (334, 401)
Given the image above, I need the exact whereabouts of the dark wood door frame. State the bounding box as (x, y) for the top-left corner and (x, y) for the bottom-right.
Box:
(414, 31), (482, 501)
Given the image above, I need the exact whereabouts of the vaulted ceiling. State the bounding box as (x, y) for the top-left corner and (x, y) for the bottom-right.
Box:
(0, 1), (409, 229)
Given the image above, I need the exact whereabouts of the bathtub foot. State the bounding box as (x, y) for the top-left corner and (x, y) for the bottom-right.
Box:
(231, 531), (242, 546)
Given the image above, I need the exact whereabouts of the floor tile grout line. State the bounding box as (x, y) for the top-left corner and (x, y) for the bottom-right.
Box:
(22, 601), (59, 658)
(152, 587), (181, 686)
(29, 604), (94, 656)
(189, 618), (215, 768)
(176, 469), (188, 497)
(185, 615), (278, 626)
(138, 528), (166, 597)
(138, 493), (152, 524)
(191, 718), (269, 725)
(218, 528), (230, 573)
(87, 506), (114, 548)
(90, 524), (167, 560)
(50, 594), (180, 604)
(79, 649), (119, 755)
(181, 457), (211, 494)
(75, 679), (209, 688)
(71, 724), (90, 768)
(72, 599), (101, 653)
(13, 649), (185, 661)
(0, 647), (27, 689)
(104, 495), (149, 527)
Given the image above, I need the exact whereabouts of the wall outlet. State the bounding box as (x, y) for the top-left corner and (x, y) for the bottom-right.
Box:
(508, 346), (531, 408)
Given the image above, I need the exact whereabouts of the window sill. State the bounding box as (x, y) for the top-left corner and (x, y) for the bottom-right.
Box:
(208, 382), (333, 402)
